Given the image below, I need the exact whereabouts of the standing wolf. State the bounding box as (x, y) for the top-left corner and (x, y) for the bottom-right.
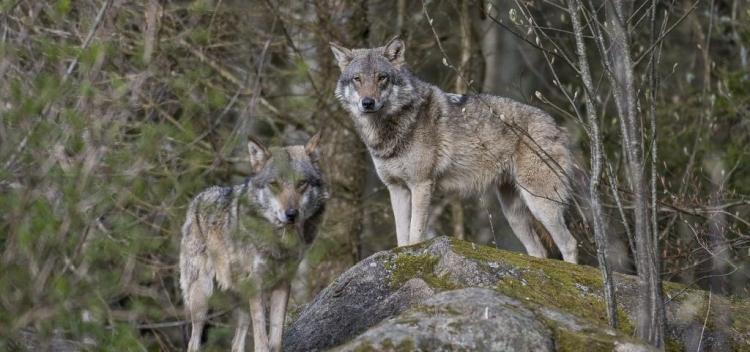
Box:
(330, 37), (578, 263)
(180, 133), (327, 352)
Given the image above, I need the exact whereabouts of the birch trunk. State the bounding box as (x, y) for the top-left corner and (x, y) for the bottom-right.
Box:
(567, 0), (617, 329)
(607, 0), (665, 346)
(449, 0), (472, 241)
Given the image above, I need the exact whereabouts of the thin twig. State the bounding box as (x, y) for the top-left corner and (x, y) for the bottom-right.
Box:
(696, 290), (712, 351)
(177, 38), (307, 129)
(62, 0), (114, 83)
(633, 0), (701, 66)
(129, 309), (234, 330)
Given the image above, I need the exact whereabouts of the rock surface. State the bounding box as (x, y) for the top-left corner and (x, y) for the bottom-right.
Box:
(284, 236), (750, 351)
(336, 288), (555, 352)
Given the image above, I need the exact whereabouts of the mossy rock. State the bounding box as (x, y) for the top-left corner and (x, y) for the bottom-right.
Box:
(284, 236), (750, 351)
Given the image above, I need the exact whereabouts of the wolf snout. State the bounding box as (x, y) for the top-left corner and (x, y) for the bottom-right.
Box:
(284, 208), (299, 223)
(360, 97), (377, 112)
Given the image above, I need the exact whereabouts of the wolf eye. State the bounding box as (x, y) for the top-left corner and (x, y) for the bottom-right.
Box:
(378, 74), (388, 82)
(268, 180), (280, 189)
(297, 181), (308, 191)
(352, 76), (361, 83)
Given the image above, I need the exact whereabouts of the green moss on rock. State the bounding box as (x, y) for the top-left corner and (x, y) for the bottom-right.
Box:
(351, 343), (377, 352)
(380, 338), (417, 352)
(548, 324), (617, 352)
(383, 253), (456, 290)
(349, 338), (417, 352)
(495, 273), (634, 335)
(665, 338), (683, 352)
(451, 238), (602, 289)
(309, 237), (750, 352)
(450, 238), (634, 335)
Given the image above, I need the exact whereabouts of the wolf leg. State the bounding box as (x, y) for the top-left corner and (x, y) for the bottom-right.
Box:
(231, 310), (250, 352)
(497, 184), (548, 258)
(181, 241), (214, 352)
(249, 294), (269, 352)
(184, 275), (212, 352)
(268, 283), (290, 352)
(387, 184), (411, 246)
(408, 181), (433, 245)
(519, 188), (578, 263)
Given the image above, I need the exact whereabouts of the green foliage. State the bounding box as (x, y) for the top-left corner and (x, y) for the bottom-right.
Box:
(0, 2), (275, 350)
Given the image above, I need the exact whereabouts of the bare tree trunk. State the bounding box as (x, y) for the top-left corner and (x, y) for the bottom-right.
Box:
(295, 0), (370, 301)
(448, 0), (472, 241)
(471, 1), (505, 247)
(647, 0), (662, 320)
(455, 0), (472, 93)
(395, 0), (406, 36)
(567, 0), (617, 329)
(479, 3), (501, 94)
(731, 0), (748, 67)
(607, 0), (665, 346)
(706, 155), (729, 347)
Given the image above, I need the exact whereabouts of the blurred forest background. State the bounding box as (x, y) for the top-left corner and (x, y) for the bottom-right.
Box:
(1, 0), (748, 350)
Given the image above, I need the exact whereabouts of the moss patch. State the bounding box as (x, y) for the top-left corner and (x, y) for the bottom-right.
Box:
(665, 338), (683, 352)
(383, 253), (456, 290)
(547, 322), (617, 352)
(350, 338), (416, 352)
(495, 271), (634, 335)
(351, 343), (377, 352)
(449, 238), (634, 335)
(451, 238), (603, 290)
(380, 338), (417, 352)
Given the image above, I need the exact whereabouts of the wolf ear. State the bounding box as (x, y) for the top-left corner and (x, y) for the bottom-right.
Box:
(304, 131), (322, 157)
(383, 36), (405, 67)
(247, 137), (269, 172)
(330, 42), (353, 71)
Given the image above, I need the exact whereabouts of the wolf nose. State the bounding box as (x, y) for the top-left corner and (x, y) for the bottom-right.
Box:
(361, 97), (375, 110)
(285, 209), (298, 222)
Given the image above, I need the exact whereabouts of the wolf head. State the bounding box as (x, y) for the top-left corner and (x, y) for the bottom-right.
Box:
(330, 37), (415, 115)
(246, 133), (327, 227)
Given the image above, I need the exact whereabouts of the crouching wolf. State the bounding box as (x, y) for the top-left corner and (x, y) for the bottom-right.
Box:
(180, 133), (327, 352)
(330, 37), (578, 263)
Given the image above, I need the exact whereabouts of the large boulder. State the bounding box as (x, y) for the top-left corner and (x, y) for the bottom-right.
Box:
(284, 236), (750, 351)
(336, 287), (554, 352)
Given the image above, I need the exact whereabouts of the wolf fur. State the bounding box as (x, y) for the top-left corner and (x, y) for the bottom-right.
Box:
(180, 133), (327, 352)
(330, 37), (578, 263)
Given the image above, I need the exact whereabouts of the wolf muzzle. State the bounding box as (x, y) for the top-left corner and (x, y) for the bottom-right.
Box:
(284, 208), (298, 224)
(360, 97), (382, 113)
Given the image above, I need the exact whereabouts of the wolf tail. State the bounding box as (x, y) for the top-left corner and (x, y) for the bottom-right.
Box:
(520, 159), (589, 259)
(566, 160), (594, 246)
